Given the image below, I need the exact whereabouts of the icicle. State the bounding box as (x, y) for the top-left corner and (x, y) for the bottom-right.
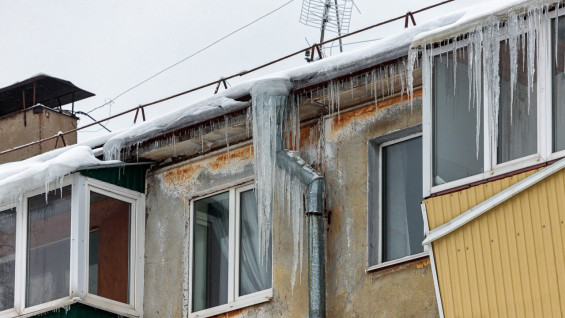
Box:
(527, 9), (538, 114)
(453, 40), (458, 96)
(407, 47), (418, 109)
(508, 14), (519, 122)
(224, 115), (230, 159)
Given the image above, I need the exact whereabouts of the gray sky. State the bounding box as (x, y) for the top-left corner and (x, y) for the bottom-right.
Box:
(0, 0), (489, 143)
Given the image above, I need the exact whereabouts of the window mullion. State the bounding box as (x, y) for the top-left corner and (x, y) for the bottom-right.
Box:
(483, 55), (493, 175)
(14, 196), (25, 313)
(228, 189), (236, 303)
(539, 17), (552, 160)
(377, 144), (384, 264)
(234, 189), (242, 301)
(71, 174), (87, 299)
(422, 50), (433, 197)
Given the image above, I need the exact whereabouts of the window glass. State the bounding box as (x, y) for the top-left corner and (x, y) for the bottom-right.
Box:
(88, 230), (99, 296)
(239, 189), (271, 296)
(27, 186), (71, 307)
(553, 16), (565, 152)
(192, 192), (230, 312)
(498, 37), (537, 163)
(381, 137), (424, 262)
(89, 192), (131, 303)
(433, 47), (484, 185)
(0, 208), (16, 312)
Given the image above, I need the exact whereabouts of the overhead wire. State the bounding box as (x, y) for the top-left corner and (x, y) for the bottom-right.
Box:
(0, 0), (455, 158)
(86, 0), (295, 115)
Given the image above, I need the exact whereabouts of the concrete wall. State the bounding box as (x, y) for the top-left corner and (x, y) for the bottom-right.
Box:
(144, 144), (309, 318)
(0, 106), (77, 164)
(143, 92), (438, 317)
(321, 93), (439, 317)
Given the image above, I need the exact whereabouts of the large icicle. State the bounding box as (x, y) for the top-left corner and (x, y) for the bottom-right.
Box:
(251, 79), (293, 268)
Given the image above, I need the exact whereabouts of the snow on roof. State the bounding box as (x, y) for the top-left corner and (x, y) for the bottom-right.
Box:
(102, 12), (464, 160)
(0, 145), (119, 205)
(412, 0), (559, 47)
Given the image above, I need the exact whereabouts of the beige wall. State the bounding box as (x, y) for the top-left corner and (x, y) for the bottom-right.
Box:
(0, 107), (77, 164)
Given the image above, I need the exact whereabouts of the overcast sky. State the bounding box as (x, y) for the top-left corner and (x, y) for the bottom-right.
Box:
(1, 0), (490, 143)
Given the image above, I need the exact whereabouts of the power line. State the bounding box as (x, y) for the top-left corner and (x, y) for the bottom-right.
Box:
(86, 0), (295, 115)
(0, 0), (455, 158)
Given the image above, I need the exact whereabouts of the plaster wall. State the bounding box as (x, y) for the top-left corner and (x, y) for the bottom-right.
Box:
(143, 92), (438, 318)
(0, 107), (77, 164)
(144, 144), (309, 318)
(321, 93), (439, 317)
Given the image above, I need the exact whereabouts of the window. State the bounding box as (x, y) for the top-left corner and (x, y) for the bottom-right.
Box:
(424, 12), (565, 195)
(432, 47), (483, 186)
(0, 174), (145, 317)
(190, 184), (272, 317)
(26, 186), (72, 307)
(368, 129), (426, 269)
(0, 207), (16, 313)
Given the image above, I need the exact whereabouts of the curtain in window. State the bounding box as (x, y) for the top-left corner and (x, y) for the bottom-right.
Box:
(433, 48), (484, 185)
(192, 192), (229, 312)
(239, 190), (271, 296)
(382, 137), (424, 262)
(498, 37), (537, 163)
(0, 208), (16, 311)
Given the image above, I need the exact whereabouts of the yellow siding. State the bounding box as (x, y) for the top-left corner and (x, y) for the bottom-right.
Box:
(424, 168), (565, 317)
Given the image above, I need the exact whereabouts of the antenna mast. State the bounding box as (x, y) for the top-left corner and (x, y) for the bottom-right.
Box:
(300, 0), (353, 57)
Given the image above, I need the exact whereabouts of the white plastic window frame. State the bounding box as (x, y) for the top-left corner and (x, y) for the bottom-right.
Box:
(367, 133), (428, 272)
(0, 202), (19, 318)
(423, 18), (557, 197)
(188, 183), (272, 318)
(79, 176), (145, 317)
(0, 174), (145, 318)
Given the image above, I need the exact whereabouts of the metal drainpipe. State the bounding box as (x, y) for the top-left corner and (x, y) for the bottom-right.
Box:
(276, 150), (326, 318)
(251, 79), (326, 318)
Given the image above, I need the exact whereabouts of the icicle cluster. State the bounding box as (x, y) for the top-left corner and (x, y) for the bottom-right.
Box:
(300, 58), (412, 120)
(252, 85), (306, 292)
(276, 167), (306, 293)
(251, 93), (286, 265)
(408, 5), (552, 157)
(104, 110), (250, 161)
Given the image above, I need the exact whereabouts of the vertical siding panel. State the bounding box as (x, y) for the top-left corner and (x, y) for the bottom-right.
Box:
(529, 183), (555, 315)
(467, 187), (489, 317)
(458, 190), (481, 317)
(537, 179), (562, 317)
(433, 198), (455, 318)
(520, 187), (544, 317)
(551, 172), (565, 316)
(441, 194), (463, 317)
(484, 182), (506, 317)
(493, 178), (517, 317)
(451, 192), (472, 317)
(435, 239), (454, 318)
(507, 175), (531, 318)
(475, 184), (498, 317)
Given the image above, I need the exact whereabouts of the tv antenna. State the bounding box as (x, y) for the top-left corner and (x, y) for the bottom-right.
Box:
(300, 0), (354, 56)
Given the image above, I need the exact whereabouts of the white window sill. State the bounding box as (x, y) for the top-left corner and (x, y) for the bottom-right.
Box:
(366, 252), (429, 273)
(190, 289), (273, 318)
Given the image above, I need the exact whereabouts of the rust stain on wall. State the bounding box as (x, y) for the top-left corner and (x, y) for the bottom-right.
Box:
(162, 163), (204, 186)
(330, 89), (422, 131)
(209, 145), (254, 171)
